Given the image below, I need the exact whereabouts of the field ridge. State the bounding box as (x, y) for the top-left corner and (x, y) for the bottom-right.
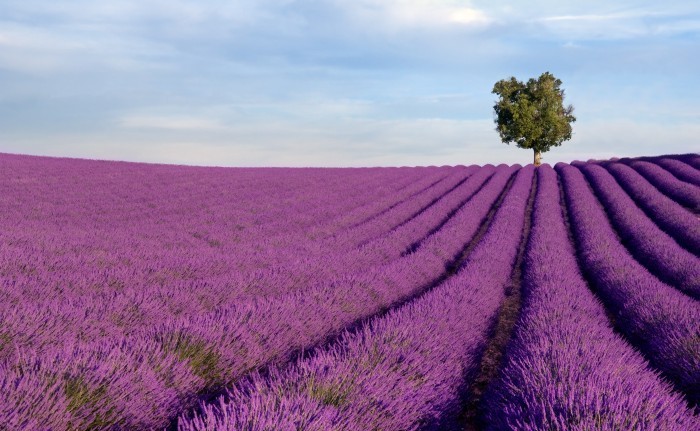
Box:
(0, 152), (698, 430)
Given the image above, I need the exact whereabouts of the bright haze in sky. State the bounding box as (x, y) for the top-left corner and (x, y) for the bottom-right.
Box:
(0, 1), (698, 166)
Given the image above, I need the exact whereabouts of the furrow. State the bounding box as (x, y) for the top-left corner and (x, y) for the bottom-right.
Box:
(627, 159), (700, 212)
(346, 171), (454, 230)
(575, 161), (700, 299)
(674, 154), (700, 170)
(352, 168), (478, 248)
(602, 161), (700, 255)
(459, 167), (536, 431)
(654, 157), (700, 187)
(557, 162), (700, 406)
(480, 165), (699, 430)
(176, 167), (535, 431)
(401, 169), (496, 256)
(269, 167), (495, 299)
(162, 165), (520, 430)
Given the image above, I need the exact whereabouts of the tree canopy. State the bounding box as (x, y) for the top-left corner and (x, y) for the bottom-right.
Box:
(492, 72), (576, 166)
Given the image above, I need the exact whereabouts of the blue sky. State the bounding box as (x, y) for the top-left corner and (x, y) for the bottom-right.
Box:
(1, 1), (698, 166)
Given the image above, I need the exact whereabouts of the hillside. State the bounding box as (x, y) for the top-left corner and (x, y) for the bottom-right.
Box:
(0, 152), (698, 430)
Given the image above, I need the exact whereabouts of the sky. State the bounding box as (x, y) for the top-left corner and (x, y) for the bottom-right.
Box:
(0, 0), (699, 167)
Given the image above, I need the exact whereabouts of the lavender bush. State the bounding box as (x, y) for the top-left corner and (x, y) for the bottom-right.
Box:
(176, 167), (535, 431)
(1, 152), (698, 430)
(575, 162), (700, 298)
(626, 159), (700, 212)
(483, 165), (698, 430)
(602, 161), (700, 253)
(654, 157), (700, 187)
(557, 163), (700, 403)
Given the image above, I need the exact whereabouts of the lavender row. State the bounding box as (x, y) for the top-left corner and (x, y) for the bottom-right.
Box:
(575, 162), (700, 298)
(220, 167), (478, 293)
(0, 156), (460, 428)
(328, 167), (475, 249)
(332, 165), (495, 273)
(140, 165), (517, 427)
(622, 153), (700, 186)
(484, 165), (698, 430)
(626, 159), (700, 212)
(0, 157), (452, 328)
(177, 166), (535, 431)
(2, 153), (443, 253)
(602, 161), (700, 254)
(261, 167), (475, 286)
(675, 154), (700, 170)
(557, 163), (700, 403)
(216, 166), (490, 302)
(244, 166), (476, 294)
(0, 156), (431, 306)
(0, 165), (518, 429)
(654, 157), (700, 187)
(0, 162), (483, 356)
(301, 167), (451, 242)
(309, 169), (454, 240)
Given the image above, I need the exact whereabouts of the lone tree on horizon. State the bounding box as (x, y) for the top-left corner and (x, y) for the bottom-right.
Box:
(492, 72), (576, 166)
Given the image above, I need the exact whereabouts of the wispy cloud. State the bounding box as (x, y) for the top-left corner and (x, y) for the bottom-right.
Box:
(1, 0), (699, 166)
(0, 20), (176, 73)
(540, 11), (660, 22)
(337, 0), (492, 32)
(386, 0), (491, 27)
(119, 115), (227, 131)
(531, 6), (700, 40)
(652, 18), (700, 35)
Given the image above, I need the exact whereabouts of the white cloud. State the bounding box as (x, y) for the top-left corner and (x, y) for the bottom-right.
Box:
(4, 113), (699, 167)
(449, 7), (490, 25)
(2, 0), (700, 168)
(653, 19), (700, 36)
(529, 7), (700, 40)
(1, 0), (263, 25)
(0, 21), (177, 73)
(0, 23), (84, 50)
(341, 0), (491, 31)
(119, 115), (227, 131)
(540, 12), (647, 22)
(534, 13), (649, 40)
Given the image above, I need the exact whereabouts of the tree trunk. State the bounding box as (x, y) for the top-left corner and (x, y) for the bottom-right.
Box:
(534, 149), (542, 166)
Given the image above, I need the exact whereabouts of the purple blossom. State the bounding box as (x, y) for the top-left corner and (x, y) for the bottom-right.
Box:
(483, 165), (698, 430)
(625, 159), (700, 212)
(602, 161), (700, 253)
(1, 152), (698, 430)
(557, 162), (700, 403)
(574, 161), (700, 298)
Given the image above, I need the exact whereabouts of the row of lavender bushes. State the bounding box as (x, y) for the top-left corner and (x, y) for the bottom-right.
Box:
(557, 163), (700, 404)
(483, 165), (698, 430)
(176, 164), (535, 430)
(1, 153), (698, 429)
(1, 154), (516, 429)
(180, 158), (700, 429)
(1, 156), (471, 429)
(575, 162), (700, 299)
(602, 162), (700, 252)
(624, 159), (700, 212)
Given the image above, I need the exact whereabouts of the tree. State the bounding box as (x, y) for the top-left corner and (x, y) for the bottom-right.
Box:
(492, 72), (576, 166)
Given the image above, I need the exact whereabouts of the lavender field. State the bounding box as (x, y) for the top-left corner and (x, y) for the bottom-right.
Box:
(1, 152), (699, 431)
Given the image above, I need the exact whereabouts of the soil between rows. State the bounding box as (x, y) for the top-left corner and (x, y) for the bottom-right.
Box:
(458, 169), (537, 431)
(167, 170), (518, 431)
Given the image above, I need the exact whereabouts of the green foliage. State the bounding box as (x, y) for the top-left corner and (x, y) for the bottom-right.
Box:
(0, 332), (11, 351)
(167, 334), (224, 383)
(303, 376), (353, 407)
(493, 72), (576, 162)
(63, 376), (118, 430)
